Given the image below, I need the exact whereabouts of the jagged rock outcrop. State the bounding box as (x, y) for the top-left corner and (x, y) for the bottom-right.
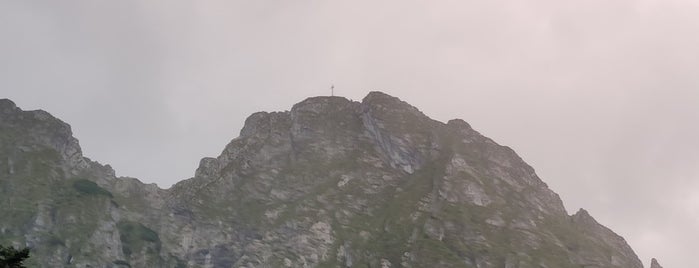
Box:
(651, 258), (663, 268)
(0, 93), (648, 267)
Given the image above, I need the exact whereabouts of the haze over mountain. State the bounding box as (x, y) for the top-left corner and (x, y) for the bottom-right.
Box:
(0, 93), (661, 267)
(3, 1), (698, 267)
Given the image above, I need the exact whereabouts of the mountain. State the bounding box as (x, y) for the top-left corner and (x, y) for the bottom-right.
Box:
(651, 258), (663, 268)
(0, 92), (654, 267)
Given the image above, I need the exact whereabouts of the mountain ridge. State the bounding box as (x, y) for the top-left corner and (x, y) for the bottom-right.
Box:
(0, 92), (658, 267)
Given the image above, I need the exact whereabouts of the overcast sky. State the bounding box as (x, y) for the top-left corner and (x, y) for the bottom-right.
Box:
(2, 1), (698, 267)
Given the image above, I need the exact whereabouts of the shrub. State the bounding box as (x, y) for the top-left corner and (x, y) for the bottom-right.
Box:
(0, 244), (30, 268)
(117, 221), (160, 258)
(72, 179), (113, 198)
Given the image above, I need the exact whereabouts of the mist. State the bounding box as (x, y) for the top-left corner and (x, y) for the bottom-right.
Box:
(2, 1), (698, 266)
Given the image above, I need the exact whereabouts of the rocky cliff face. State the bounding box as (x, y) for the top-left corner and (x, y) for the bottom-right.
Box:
(0, 93), (654, 267)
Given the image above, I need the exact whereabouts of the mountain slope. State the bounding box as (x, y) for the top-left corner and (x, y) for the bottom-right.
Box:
(0, 93), (646, 267)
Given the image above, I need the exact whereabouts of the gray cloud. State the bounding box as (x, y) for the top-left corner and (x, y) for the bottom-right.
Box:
(2, 1), (697, 266)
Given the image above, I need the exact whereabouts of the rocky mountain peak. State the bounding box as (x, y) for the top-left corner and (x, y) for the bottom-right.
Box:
(0, 100), (89, 173)
(239, 111), (290, 138)
(572, 208), (595, 222)
(291, 95), (354, 112)
(568, 208), (644, 267)
(362, 91), (417, 111)
(651, 258), (664, 268)
(446, 118), (472, 129)
(0, 98), (18, 114)
(0, 93), (652, 268)
(361, 91), (427, 121)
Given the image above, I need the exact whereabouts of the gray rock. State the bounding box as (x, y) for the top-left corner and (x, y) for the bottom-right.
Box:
(0, 93), (650, 268)
(651, 258), (664, 268)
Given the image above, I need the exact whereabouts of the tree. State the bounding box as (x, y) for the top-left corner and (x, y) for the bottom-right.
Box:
(0, 245), (30, 268)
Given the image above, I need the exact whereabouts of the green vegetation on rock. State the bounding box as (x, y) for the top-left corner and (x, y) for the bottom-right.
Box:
(117, 221), (160, 258)
(72, 179), (113, 198)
